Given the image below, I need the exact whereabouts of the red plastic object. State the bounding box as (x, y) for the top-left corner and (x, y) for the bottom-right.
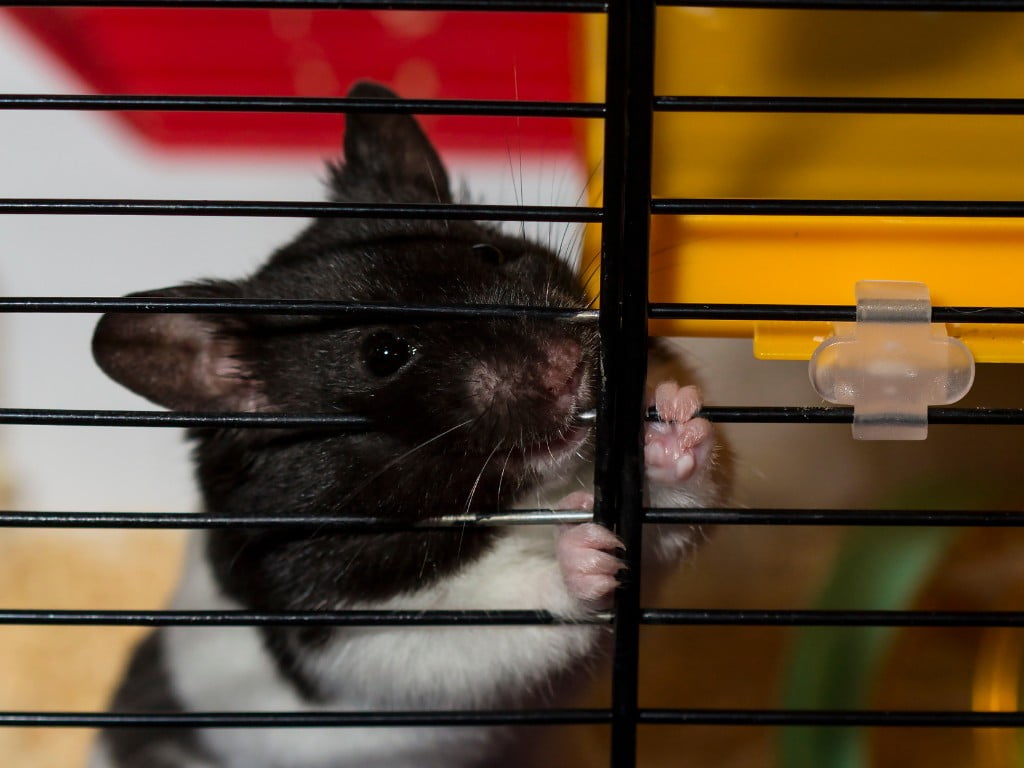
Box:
(5, 9), (579, 155)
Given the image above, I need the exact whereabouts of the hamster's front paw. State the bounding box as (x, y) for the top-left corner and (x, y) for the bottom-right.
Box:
(644, 381), (714, 487)
(555, 492), (622, 608)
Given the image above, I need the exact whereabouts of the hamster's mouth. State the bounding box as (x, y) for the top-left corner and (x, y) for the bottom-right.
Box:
(522, 359), (595, 472)
(522, 424), (592, 473)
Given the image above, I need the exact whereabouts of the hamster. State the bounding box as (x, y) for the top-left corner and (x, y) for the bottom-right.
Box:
(88, 81), (729, 768)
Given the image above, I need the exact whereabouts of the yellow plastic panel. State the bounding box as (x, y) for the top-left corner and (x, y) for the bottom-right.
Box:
(580, 9), (1024, 361)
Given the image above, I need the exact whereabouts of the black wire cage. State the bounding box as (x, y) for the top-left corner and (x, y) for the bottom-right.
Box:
(4, 1), (1024, 768)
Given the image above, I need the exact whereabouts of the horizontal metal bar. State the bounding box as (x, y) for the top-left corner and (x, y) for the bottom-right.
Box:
(0, 709), (613, 728)
(0, 409), (372, 428)
(4, 0), (606, 10)
(9, 0), (988, 12)
(0, 199), (601, 223)
(0, 509), (594, 529)
(3, 707), (1023, 729)
(693, 406), (848, 424)
(652, 198), (1024, 217)
(698, 407), (1024, 425)
(4, 407), (1023, 428)
(646, 508), (1024, 527)
(0, 609), (610, 627)
(7, 199), (1021, 224)
(0, 409), (595, 429)
(640, 708), (1024, 728)
(18, 95), (1024, 120)
(658, 0), (1024, 10)
(2, 508), (1020, 530)
(0, 297), (599, 322)
(12, 298), (1014, 325)
(8, 606), (1024, 628)
(651, 303), (853, 322)
(0, 94), (605, 118)
(655, 95), (1024, 115)
(650, 303), (1024, 324)
(642, 609), (1024, 627)
(0, 409), (593, 429)
(899, 408), (1024, 425)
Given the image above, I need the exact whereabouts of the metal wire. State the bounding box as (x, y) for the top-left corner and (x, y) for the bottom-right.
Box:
(0, 609), (610, 627)
(650, 303), (1024, 324)
(3, 0), (1024, 762)
(703, 407), (1024, 425)
(5, 0), (607, 10)
(644, 610), (1024, 627)
(0, 509), (595, 529)
(7, 708), (1024, 729)
(2, 296), (1021, 325)
(658, 0), (1024, 10)
(0, 409), (370, 428)
(6, 198), (1022, 220)
(4, 296), (1023, 325)
(0, 199), (601, 222)
(0, 94), (605, 117)
(7, 0), (1024, 10)
(9, 93), (1024, 118)
(3, 508), (1024, 529)
(655, 95), (1024, 114)
(596, 0), (657, 763)
(0, 710), (613, 728)
(8, 607), (1024, 629)
(12, 94), (1024, 117)
(2, 406), (1022, 429)
(648, 508), (1024, 527)
(640, 709), (1024, 727)
(652, 199), (1024, 217)
(0, 297), (599, 321)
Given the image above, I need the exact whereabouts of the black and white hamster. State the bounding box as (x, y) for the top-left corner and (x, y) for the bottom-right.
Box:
(88, 81), (728, 768)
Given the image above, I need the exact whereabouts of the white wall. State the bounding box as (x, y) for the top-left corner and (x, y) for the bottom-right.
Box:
(0, 17), (585, 512)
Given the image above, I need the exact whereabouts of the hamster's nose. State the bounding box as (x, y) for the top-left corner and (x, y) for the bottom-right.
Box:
(538, 338), (583, 400)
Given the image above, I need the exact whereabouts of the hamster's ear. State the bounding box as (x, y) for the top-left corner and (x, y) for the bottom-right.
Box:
(92, 283), (266, 412)
(329, 81), (452, 204)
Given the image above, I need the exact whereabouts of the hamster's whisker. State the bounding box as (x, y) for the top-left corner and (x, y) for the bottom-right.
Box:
(555, 222), (583, 266)
(504, 142), (527, 243)
(566, 223), (587, 265)
(513, 65), (528, 245)
(464, 444), (501, 516)
(495, 445), (516, 506)
(579, 251), (602, 299)
(578, 160), (604, 205)
(336, 418), (474, 508)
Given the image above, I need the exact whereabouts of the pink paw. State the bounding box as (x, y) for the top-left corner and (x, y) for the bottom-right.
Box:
(645, 381), (714, 486)
(555, 493), (623, 607)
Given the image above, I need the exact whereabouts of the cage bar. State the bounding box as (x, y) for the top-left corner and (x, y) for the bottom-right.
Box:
(1, 0), (1024, 765)
(594, 0), (658, 765)
(0, 94), (605, 117)
(0, 199), (602, 221)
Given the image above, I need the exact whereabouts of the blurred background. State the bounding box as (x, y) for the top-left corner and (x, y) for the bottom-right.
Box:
(0, 6), (1023, 768)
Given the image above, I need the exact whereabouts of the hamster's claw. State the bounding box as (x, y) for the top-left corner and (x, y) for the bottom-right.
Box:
(645, 382), (714, 486)
(555, 493), (623, 608)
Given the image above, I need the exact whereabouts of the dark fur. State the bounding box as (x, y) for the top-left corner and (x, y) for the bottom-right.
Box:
(92, 80), (599, 745)
(104, 633), (215, 767)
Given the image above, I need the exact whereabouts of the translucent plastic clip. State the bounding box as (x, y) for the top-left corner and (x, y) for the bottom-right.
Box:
(809, 281), (975, 440)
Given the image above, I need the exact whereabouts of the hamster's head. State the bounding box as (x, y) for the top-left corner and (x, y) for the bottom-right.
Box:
(92, 82), (597, 519)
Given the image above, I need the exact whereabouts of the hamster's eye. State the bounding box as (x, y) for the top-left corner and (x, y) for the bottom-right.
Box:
(472, 243), (515, 266)
(361, 331), (413, 377)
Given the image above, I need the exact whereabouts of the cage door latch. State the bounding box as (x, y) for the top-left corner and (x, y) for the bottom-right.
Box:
(808, 281), (975, 440)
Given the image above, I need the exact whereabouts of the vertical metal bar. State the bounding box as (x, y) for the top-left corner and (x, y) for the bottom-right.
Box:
(594, 0), (657, 766)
